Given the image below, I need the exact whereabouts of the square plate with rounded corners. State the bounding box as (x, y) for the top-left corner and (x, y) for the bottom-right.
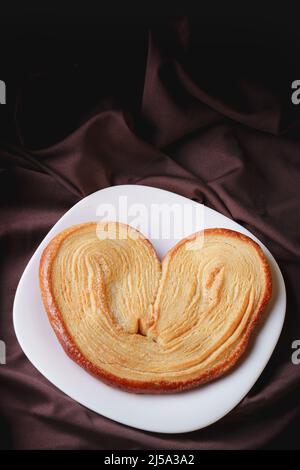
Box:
(13, 185), (286, 433)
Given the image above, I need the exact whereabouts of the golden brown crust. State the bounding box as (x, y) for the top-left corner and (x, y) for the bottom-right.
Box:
(39, 224), (272, 394)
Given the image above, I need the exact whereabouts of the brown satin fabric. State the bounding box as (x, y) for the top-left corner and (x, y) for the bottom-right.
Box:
(1, 16), (300, 449)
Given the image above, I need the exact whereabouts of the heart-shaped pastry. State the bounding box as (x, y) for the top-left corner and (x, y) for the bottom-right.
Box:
(39, 222), (272, 393)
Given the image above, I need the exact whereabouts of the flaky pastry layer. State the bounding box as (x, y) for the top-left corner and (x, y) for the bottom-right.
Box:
(39, 222), (272, 393)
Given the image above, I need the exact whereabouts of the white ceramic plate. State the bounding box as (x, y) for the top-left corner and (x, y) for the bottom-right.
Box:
(13, 185), (286, 434)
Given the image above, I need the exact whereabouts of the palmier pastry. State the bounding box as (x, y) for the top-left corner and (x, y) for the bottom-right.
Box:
(39, 222), (272, 393)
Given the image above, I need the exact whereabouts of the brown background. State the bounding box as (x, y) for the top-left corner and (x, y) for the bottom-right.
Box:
(0, 10), (300, 449)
